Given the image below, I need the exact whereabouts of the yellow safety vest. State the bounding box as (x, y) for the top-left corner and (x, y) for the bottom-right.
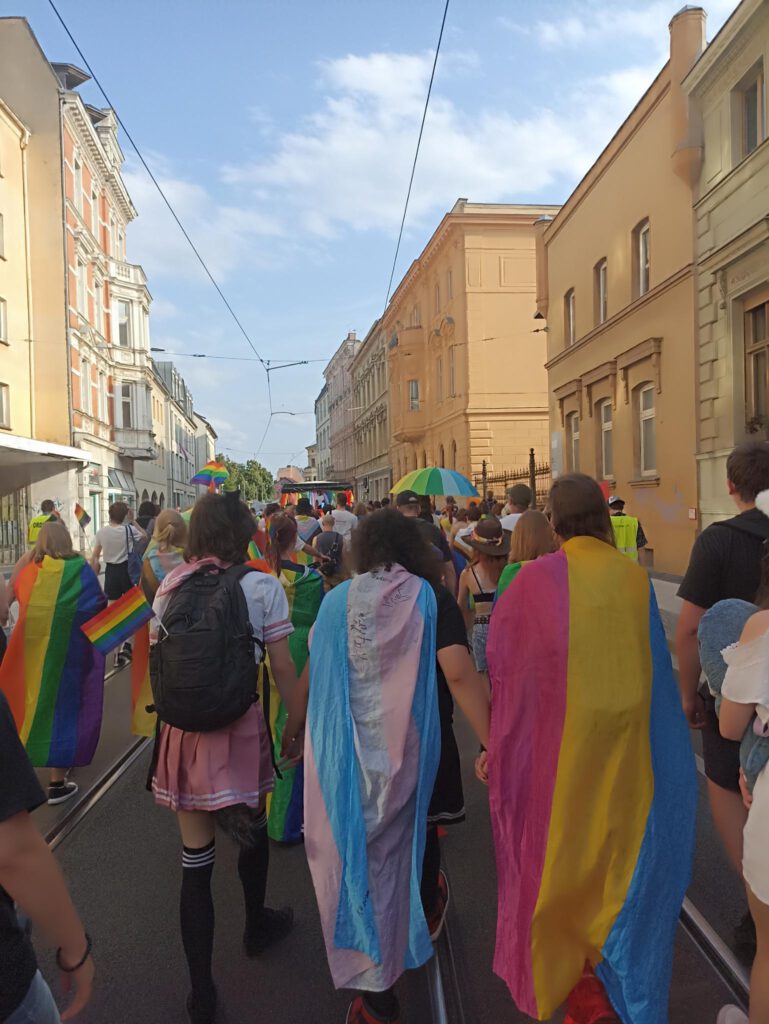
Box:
(27, 513), (55, 546)
(610, 515), (639, 561)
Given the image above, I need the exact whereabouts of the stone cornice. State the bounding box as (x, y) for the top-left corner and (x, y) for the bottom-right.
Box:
(63, 95), (135, 223)
(700, 216), (769, 274)
(683, 0), (765, 97)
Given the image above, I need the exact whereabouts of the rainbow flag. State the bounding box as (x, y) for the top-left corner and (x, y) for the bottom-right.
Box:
(487, 537), (697, 1023)
(0, 555), (106, 767)
(266, 562), (324, 843)
(81, 584), (154, 654)
(74, 502), (91, 529)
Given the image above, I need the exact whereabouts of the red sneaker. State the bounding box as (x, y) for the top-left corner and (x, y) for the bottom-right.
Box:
(564, 966), (620, 1024)
(345, 996), (400, 1024)
(425, 869), (450, 941)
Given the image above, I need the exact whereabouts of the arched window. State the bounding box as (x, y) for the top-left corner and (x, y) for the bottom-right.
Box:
(159, 493), (166, 509)
(438, 443), (445, 467)
(451, 440), (457, 469)
(151, 491), (158, 505)
(421, 450), (427, 469)
(141, 489), (149, 503)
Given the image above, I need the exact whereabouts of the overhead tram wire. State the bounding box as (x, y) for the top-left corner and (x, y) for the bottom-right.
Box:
(383, 0), (450, 312)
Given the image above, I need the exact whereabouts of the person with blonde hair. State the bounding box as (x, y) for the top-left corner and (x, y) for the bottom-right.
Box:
(0, 520), (106, 805)
(496, 510), (558, 599)
(142, 510), (188, 601)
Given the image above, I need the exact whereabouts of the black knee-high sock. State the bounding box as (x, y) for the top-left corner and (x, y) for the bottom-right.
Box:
(180, 840), (216, 1000)
(238, 811), (269, 932)
(420, 825), (440, 914)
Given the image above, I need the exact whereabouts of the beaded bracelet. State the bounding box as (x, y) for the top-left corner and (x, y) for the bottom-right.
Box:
(56, 933), (92, 972)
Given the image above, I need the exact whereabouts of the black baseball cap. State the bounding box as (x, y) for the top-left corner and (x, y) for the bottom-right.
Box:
(395, 489), (420, 507)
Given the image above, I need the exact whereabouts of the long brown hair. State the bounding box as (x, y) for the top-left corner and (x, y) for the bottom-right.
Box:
(549, 474), (615, 545)
(268, 513), (298, 574)
(34, 521), (75, 561)
(509, 510), (558, 563)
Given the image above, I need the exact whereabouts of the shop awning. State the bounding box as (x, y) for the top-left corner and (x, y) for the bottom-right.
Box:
(107, 468), (136, 495)
(0, 433), (88, 497)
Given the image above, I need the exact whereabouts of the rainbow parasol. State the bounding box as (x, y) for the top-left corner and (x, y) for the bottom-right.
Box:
(190, 461), (229, 488)
(391, 467), (479, 498)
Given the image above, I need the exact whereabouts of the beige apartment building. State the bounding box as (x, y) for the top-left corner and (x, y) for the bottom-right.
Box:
(684, 0), (769, 526)
(540, 8), (707, 574)
(385, 201), (556, 487)
(324, 331), (361, 483)
(351, 319), (391, 499)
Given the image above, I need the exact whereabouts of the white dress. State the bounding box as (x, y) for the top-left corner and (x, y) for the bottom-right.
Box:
(722, 628), (769, 905)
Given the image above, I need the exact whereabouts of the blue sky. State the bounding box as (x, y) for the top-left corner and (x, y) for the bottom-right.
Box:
(17, 0), (735, 474)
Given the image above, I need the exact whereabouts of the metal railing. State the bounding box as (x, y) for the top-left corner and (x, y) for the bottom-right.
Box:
(474, 448), (552, 508)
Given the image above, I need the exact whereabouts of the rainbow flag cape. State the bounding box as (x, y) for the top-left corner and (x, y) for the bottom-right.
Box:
(0, 555), (106, 767)
(81, 584), (154, 654)
(304, 567), (439, 991)
(248, 529), (267, 563)
(487, 537), (697, 1023)
(266, 561), (324, 842)
(74, 502), (91, 529)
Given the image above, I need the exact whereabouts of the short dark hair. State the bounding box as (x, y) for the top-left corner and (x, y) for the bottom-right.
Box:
(380, 497), (390, 507)
(351, 508), (442, 587)
(109, 501), (130, 524)
(186, 493), (253, 564)
(727, 442), (769, 502)
(264, 502), (281, 518)
(40, 499), (56, 514)
(549, 474), (614, 545)
(336, 494), (349, 508)
(138, 501), (156, 518)
(507, 484), (533, 510)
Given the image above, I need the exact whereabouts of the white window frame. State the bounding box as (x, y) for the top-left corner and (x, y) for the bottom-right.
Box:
(120, 382), (133, 429)
(740, 62), (766, 159)
(117, 299), (131, 347)
(73, 157), (83, 213)
(408, 379), (420, 411)
(596, 259), (608, 325)
(599, 400), (613, 479)
(0, 382), (9, 428)
(80, 358), (91, 415)
(0, 297), (6, 344)
(93, 278), (103, 336)
(76, 260), (88, 317)
(565, 289), (576, 346)
(567, 411), (580, 471)
(91, 188), (99, 236)
(98, 371), (107, 422)
(639, 384), (656, 476)
(638, 222), (650, 297)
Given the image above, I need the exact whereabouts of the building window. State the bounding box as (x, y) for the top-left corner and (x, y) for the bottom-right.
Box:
(599, 400), (613, 479)
(448, 346), (456, 396)
(439, 443), (445, 467)
(91, 188), (99, 236)
(451, 439), (457, 469)
(0, 383), (9, 428)
(633, 220), (651, 298)
(639, 384), (656, 476)
(595, 259), (608, 325)
(0, 213), (4, 258)
(94, 279), (103, 335)
(738, 62), (765, 159)
(98, 371), (107, 422)
(436, 356), (443, 402)
(109, 215), (116, 257)
(0, 297), (6, 343)
(121, 383), (132, 428)
(447, 268), (453, 300)
(117, 300), (131, 346)
(434, 282), (440, 315)
(410, 304), (421, 327)
(567, 411), (580, 471)
(80, 359), (91, 414)
(564, 289), (576, 347)
(408, 379), (420, 411)
(73, 158), (82, 211)
(746, 294), (769, 422)
(76, 260), (88, 316)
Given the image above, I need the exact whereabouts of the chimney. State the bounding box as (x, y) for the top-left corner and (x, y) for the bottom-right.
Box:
(533, 216), (553, 322)
(346, 331), (357, 343)
(669, 6), (706, 187)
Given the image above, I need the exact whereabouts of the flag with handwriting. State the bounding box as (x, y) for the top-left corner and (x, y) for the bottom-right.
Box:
(81, 584), (154, 654)
(0, 555), (106, 767)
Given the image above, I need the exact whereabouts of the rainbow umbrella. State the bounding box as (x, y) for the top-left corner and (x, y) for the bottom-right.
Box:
(190, 460), (229, 488)
(391, 466), (479, 498)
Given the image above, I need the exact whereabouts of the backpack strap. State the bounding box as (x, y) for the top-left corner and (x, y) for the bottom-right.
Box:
(222, 564), (266, 662)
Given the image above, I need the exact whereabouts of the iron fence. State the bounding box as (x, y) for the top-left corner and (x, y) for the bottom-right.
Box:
(473, 448), (552, 509)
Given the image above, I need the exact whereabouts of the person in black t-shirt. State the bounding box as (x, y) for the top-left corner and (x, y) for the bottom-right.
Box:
(677, 442), (769, 935)
(396, 489), (457, 594)
(0, 691), (94, 1022)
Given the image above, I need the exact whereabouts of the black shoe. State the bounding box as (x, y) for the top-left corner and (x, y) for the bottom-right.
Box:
(47, 780), (79, 805)
(186, 985), (217, 1024)
(243, 907), (294, 957)
(734, 910), (757, 962)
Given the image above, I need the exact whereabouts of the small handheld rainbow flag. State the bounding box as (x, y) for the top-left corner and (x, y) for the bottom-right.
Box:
(81, 585), (154, 654)
(74, 503), (91, 529)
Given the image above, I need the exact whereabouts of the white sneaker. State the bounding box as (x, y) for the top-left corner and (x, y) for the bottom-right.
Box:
(716, 1006), (748, 1024)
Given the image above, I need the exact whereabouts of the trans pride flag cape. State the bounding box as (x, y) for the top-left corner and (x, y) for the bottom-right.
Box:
(0, 555), (106, 767)
(304, 566), (440, 991)
(487, 536), (696, 1023)
(266, 561), (324, 842)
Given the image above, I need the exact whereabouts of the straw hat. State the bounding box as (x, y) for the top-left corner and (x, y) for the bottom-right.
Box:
(466, 516), (511, 556)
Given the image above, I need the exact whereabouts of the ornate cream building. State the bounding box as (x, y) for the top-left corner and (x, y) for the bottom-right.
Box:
(684, 0), (769, 527)
(324, 331), (360, 483)
(384, 200), (557, 486)
(351, 319), (390, 499)
(539, 8), (706, 574)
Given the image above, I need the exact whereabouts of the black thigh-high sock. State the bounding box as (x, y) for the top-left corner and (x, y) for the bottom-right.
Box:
(237, 810), (269, 932)
(364, 988), (399, 1020)
(420, 824), (440, 914)
(180, 840), (216, 1001)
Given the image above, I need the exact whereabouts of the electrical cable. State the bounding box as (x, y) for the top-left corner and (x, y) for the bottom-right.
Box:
(383, 0), (450, 312)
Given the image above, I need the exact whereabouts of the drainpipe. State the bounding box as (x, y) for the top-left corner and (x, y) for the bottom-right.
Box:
(20, 128), (35, 437)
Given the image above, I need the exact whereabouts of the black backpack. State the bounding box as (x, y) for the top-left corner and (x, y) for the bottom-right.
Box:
(149, 564), (265, 732)
(318, 531), (343, 577)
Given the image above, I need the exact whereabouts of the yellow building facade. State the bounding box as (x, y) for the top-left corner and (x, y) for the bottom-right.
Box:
(385, 201), (557, 487)
(684, 0), (769, 527)
(540, 8), (707, 574)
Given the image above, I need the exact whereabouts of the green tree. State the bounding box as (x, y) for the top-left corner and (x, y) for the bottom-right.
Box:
(216, 453), (274, 502)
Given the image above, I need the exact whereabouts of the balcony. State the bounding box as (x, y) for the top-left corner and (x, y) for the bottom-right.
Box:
(109, 259), (148, 288)
(115, 426), (158, 461)
(392, 405), (427, 444)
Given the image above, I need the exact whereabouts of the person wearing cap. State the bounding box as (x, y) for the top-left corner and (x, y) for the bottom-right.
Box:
(457, 518), (510, 675)
(608, 496), (647, 562)
(396, 490), (456, 595)
(499, 484), (533, 533)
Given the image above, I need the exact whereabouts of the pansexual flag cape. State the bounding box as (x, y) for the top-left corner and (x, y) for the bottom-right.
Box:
(304, 566), (440, 992)
(266, 561), (323, 842)
(81, 584), (153, 655)
(0, 555), (106, 767)
(487, 536), (697, 1023)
